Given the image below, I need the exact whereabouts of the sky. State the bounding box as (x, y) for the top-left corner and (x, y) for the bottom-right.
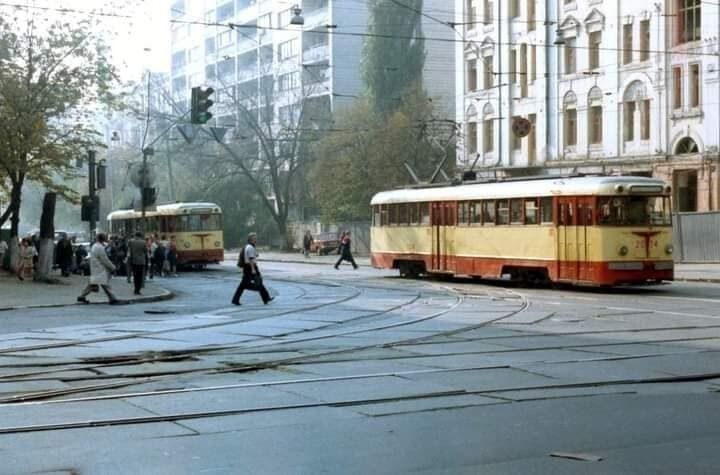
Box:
(0, 0), (171, 79)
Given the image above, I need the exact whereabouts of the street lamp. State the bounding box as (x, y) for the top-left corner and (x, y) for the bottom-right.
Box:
(290, 5), (304, 26)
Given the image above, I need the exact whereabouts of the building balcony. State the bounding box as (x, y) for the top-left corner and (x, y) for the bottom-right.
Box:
(302, 44), (330, 64)
(304, 7), (329, 29)
(238, 68), (258, 82)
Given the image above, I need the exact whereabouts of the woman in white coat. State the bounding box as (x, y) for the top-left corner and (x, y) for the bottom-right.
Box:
(77, 233), (119, 304)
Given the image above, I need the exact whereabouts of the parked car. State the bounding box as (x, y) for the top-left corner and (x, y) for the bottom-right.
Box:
(310, 232), (340, 255)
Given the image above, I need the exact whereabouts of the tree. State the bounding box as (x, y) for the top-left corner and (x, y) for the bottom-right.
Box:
(0, 14), (119, 256)
(191, 52), (330, 249)
(362, 0), (426, 114)
(310, 88), (456, 222)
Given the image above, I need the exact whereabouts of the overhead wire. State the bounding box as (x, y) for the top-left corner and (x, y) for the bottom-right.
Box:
(0, 1), (718, 59)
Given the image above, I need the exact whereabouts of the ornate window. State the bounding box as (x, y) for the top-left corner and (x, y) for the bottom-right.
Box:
(588, 87), (603, 146)
(677, 0), (701, 44)
(623, 81), (650, 143)
(563, 91), (577, 149)
(676, 137), (699, 154)
(466, 105), (478, 158)
(482, 103), (494, 154)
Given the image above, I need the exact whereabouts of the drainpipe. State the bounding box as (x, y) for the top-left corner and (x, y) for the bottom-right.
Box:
(545, 0), (552, 168)
(497, 0), (503, 170)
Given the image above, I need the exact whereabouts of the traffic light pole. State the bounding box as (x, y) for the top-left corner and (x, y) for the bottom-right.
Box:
(88, 150), (96, 239)
(141, 146), (154, 232)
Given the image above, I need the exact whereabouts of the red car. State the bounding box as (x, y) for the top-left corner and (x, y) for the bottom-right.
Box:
(309, 232), (340, 255)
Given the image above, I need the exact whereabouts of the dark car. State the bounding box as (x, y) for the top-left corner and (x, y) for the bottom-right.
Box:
(310, 232), (340, 255)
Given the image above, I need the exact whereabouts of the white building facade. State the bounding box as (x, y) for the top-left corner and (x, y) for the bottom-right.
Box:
(457, 0), (720, 212)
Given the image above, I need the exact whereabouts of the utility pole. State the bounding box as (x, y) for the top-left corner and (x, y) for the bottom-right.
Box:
(141, 146), (155, 230)
(87, 150), (97, 238)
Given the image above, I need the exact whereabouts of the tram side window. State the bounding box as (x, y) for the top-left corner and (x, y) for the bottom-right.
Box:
(380, 205), (388, 226)
(510, 199), (523, 224)
(540, 197), (553, 223)
(397, 204), (408, 226)
(373, 206), (381, 226)
(497, 200), (510, 225)
(525, 199), (538, 224)
(482, 200), (495, 225)
(409, 203), (419, 225)
(471, 201), (482, 225)
(420, 203), (430, 225)
(388, 205), (398, 226)
(458, 202), (469, 226)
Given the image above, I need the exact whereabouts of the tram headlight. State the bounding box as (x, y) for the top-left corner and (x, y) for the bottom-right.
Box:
(183, 242), (191, 249)
(619, 245), (629, 256)
(665, 244), (673, 255)
(214, 241), (221, 247)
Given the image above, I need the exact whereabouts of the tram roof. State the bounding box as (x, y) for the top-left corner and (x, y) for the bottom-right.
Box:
(107, 202), (222, 220)
(370, 176), (670, 205)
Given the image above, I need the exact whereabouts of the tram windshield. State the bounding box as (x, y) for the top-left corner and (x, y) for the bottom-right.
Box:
(598, 196), (671, 226)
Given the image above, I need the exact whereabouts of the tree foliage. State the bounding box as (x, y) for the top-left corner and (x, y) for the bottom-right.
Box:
(362, 0), (426, 114)
(0, 13), (120, 237)
(310, 88), (456, 222)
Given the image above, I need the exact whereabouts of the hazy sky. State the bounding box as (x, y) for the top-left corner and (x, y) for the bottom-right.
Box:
(0, 0), (170, 79)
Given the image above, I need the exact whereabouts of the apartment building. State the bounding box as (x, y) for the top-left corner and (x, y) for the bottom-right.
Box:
(169, 0), (455, 137)
(457, 0), (720, 212)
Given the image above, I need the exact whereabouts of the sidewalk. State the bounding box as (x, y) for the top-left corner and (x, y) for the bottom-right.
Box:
(0, 272), (173, 311)
(253, 250), (720, 283)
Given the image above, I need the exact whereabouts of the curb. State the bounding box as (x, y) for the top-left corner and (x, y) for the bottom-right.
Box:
(261, 257), (370, 267)
(673, 278), (720, 284)
(0, 288), (174, 312)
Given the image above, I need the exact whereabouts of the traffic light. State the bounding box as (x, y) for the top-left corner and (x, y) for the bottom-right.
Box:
(96, 161), (107, 190)
(142, 187), (157, 207)
(81, 195), (99, 222)
(191, 86), (214, 124)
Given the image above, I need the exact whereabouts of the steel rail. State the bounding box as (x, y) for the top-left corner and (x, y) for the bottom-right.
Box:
(3, 370), (720, 435)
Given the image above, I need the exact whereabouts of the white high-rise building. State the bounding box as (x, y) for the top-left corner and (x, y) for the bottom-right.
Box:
(169, 0), (455, 134)
(457, 0), (720, 212)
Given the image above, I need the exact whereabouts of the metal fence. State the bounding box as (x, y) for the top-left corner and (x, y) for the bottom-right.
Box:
(673, 212), (720, 263)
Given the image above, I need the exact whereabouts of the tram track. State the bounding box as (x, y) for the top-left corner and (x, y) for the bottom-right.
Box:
(1, 284), (719, 443)
(2, 364), (720, 435)
(0, 278), (490, 402)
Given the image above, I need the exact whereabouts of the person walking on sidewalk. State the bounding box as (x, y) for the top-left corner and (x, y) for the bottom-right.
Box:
(77, 233), (119, 304)
(17, 238), (36, 280)
(302, 230), (313, 258)
(55, 233), (74, 277)
(334, 230), (358, 270)
(128, 232), (147, 295)
(231, 232), (273, 305)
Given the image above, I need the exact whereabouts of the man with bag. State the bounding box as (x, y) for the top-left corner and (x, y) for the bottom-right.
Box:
(231, 232), (273, 305)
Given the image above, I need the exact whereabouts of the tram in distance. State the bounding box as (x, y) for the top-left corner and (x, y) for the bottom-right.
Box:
(107, 202), (224, 267)
(370, 175), (674, 286)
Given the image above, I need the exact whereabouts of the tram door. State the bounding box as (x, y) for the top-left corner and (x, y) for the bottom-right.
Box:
(430, 202), (453, 272)
(557, 197), (593, 282)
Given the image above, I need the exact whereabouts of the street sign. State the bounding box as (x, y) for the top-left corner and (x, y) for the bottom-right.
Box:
(512, 117), (532, 138)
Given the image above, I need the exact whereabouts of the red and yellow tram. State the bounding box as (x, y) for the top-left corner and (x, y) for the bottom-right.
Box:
(108, 202), (224, 267)
(370, 176), (674, 286)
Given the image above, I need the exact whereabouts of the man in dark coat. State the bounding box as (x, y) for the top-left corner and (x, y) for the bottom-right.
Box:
(55, 234), (74, 277)
(128, 232), (148, 295)
(334, 231), (358, 270)
(231, 232), (273, 305)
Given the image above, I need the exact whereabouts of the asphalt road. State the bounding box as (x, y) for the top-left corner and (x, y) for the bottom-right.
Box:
(1, 262), (720, 474)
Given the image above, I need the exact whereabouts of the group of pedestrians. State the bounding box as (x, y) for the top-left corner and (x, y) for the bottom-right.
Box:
(76, 232), (181, 304)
